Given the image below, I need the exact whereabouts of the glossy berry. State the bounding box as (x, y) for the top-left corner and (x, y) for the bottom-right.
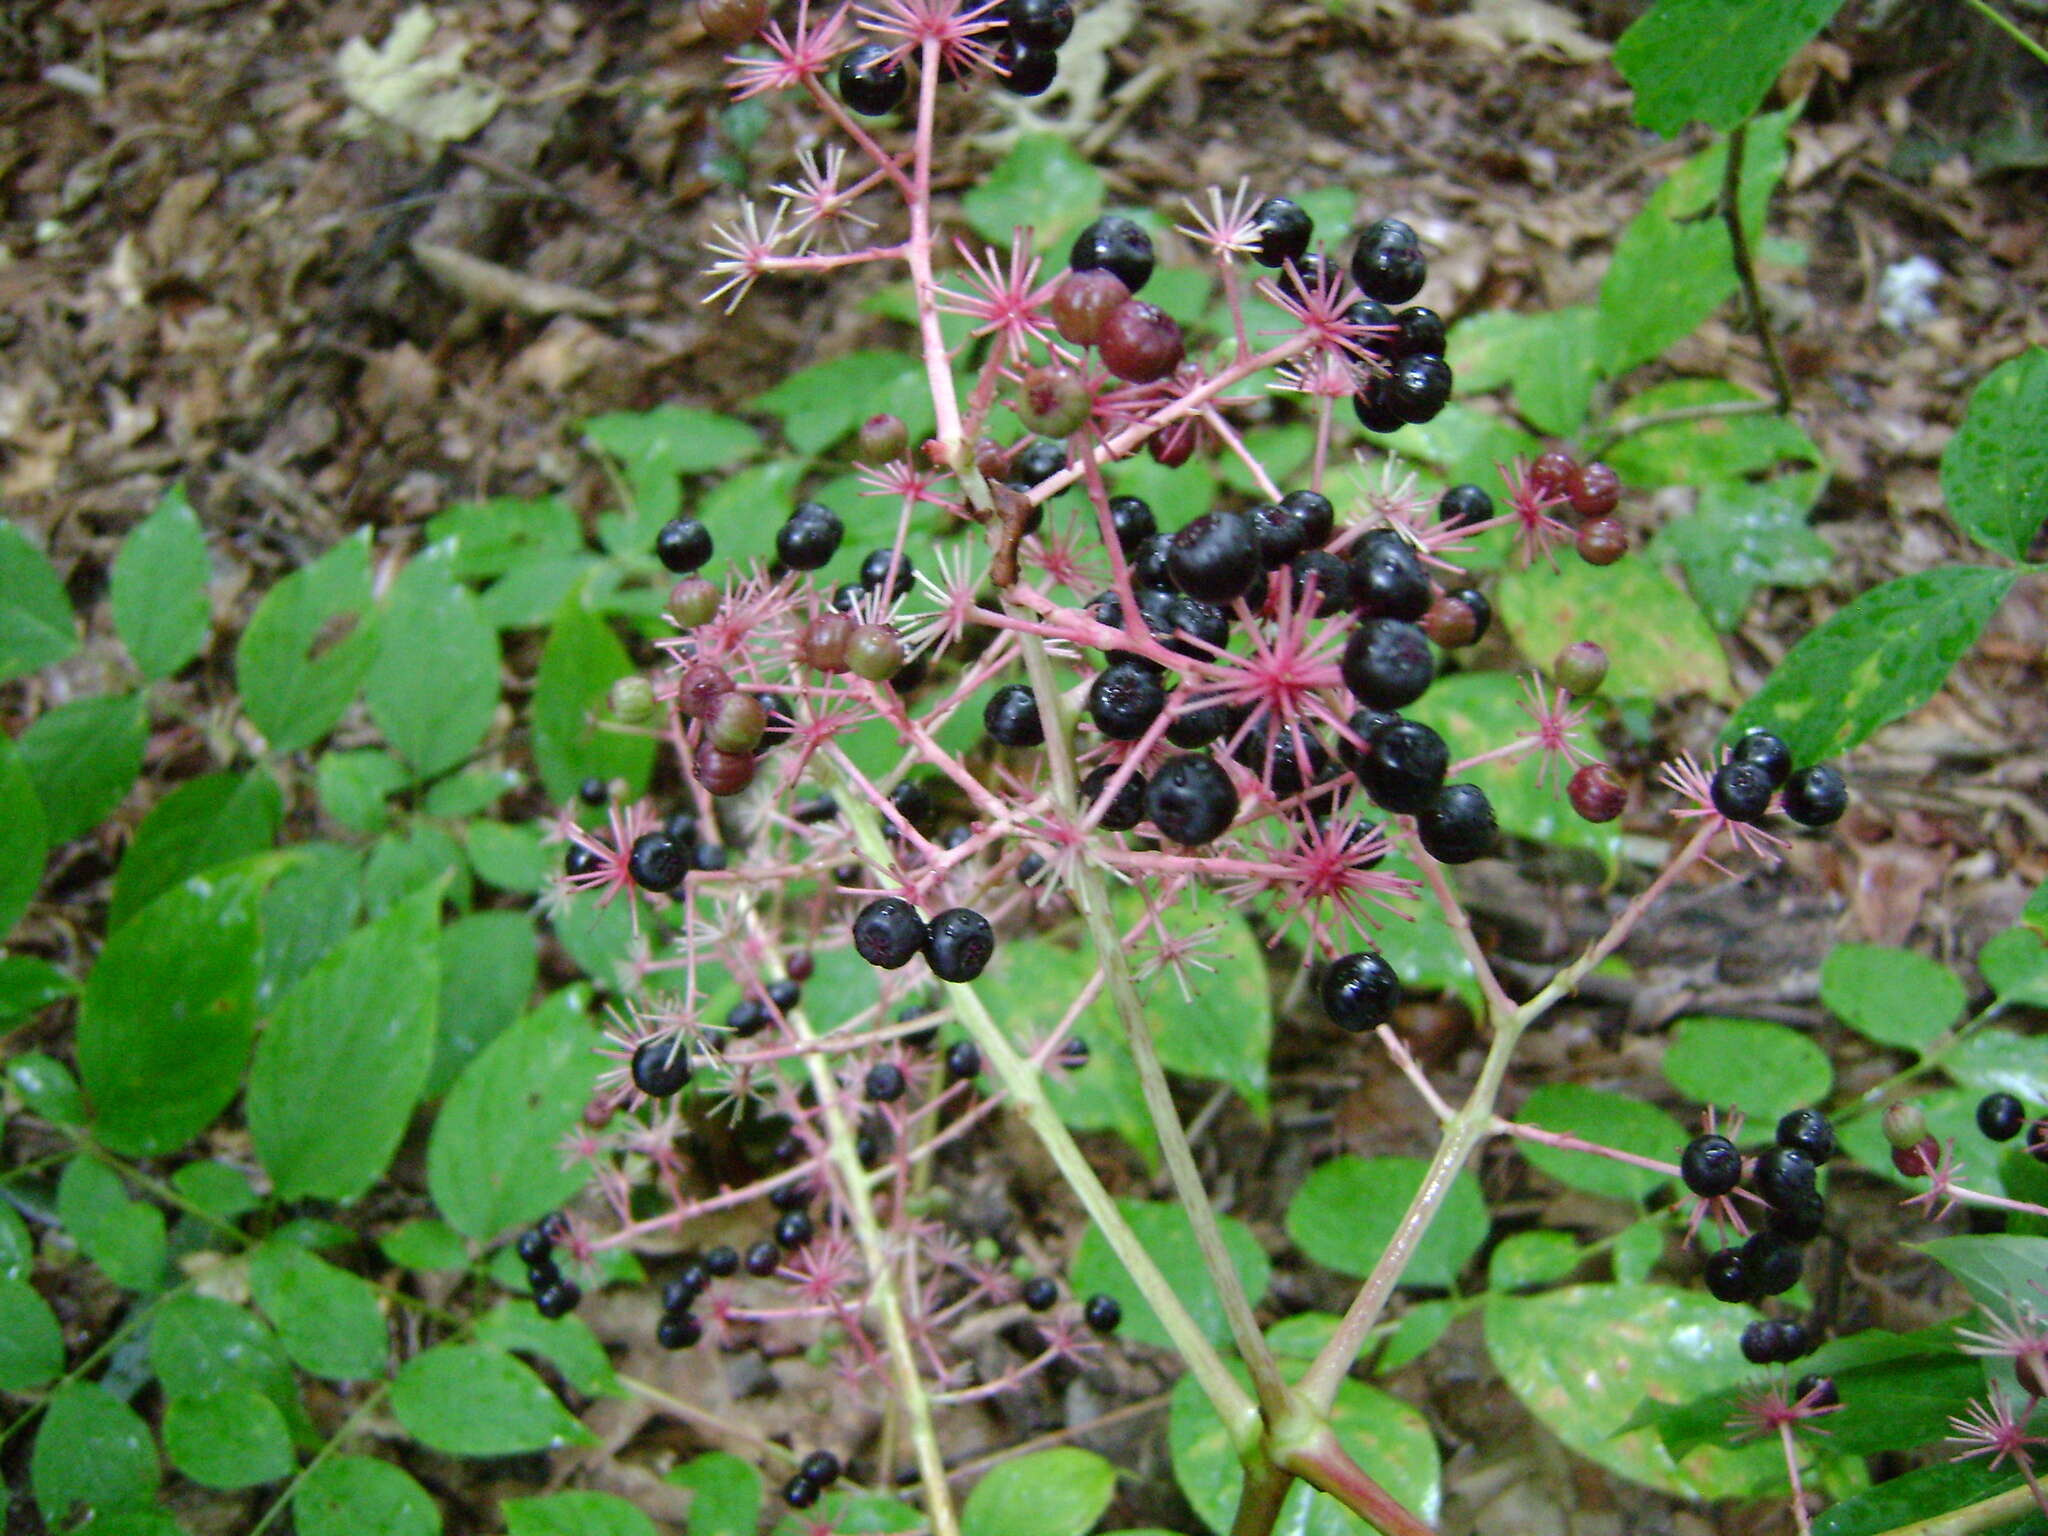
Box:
(1145, 753), (1238, 845)
(525, 1258), (560, 1295)
(1291, 551), (1355, 614)
(1250, 501), (1310, 567)
(1168, 511), (1260, 603)
(577, 776), (606, 806)
(1568, 763), (1628, 823)
(1061, 1037), (1090, 1069)
(995, 35), (1058, 94)
(858, 547), (916, 597)
(564, 842), (602, 879)
(1439, 483), (1493, 528)
(1575, 518), (1627, 566)
(801, 614), (854, 673)
(705, 1245), (739, 1277)
(925, 908), (996, 983)
(783, 1475), (821, 1510)
(1529, 451), (1577, 498)
(1729, 729), (1793, 788)
(1703, 1247), (1755, 1303)
(1741, 1318), (1802, 1365)
(1166, 701), (1234, 748)
(838, 43), (907, 115)
(1768, 1187), (1826, 1243)
(859, 413), (908, 462)
(534, 1280), (582, 1319)
(1321, 951), (1400, 1032)
(1350, 217), (1427, 304)
(1356, 719), (1448, 815)
(1743, 1231), (1804, 1297)
(1276, 252), (1336, 306)
(1555, 641), (1609, 698)
(1342, 619), (1435, 710)
(727, 997), (771, 1038)
(1050, 269), (1130, 346)
(1352, 378), (1406, 435)
(865, 1061), (907, 1103)
(984, 684), (1045, 747)
(1132, 533), (1176, 590)
(1097, 300), (1185, 384)
(1978, 1092), (2026, 1142)
(1386, 354), (1453, 424)
(890, 778), (937, 834)
(846, 624), (907, 683)
(853, 897), (927, 970)
(1004, 0), (1073, 44)
(1710, 761), (1776, 823)
(1418, 784), (1497, 864)
(1390, 306), (1447, 359)
(516, 1228), (552, 1265)
(744, 1239), (781, 1277)
(1279, 489), (1336, 549)
(663, 1268), (706, 1309)
(1021, 1276), (1058, 1312)
(657, 1310), (703, 1349)
(1753, 1146), (1817, 1210)
(1108, 494), (1156, 552)
(1568, 461), (1622, 518)
(777, 503), (844, 570)
(945, 1040), (982, 1082)
(1069, 214), (1154, 294)
(629, 832), (688, 893)
(1084, 1293), (1123, 1333)
(1080, 763), (1147, 831)
(800, 1450), (844, 1488)
(655, 517), (713, 574)
(1782, 765), (1848, 828)
(1422, 587), (1490, 648)
(1009, 438), (1066, 489)
(1165, 596), (1230, 660)
(1089, 664), (1166, 740)
(775, 1209), (814, 1249)
(632, 1035), (692, 1097)
(1350, 529), (1432, 621)
(1680, 1134), (1743, 1199)
(1238, 195), (1311, 268)
(1777, 1109), (1837, 1165)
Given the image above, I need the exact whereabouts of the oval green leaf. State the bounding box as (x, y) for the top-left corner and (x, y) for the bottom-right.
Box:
(503, 1491), (658, 1536)
(0, 522), (77, 681)
(295, 1455), (442, 1536)
(55, 1156), (167, 1292)
(112, 484), (212, 679)
(0, 1277), (64, 1390)
(1497, 557), (1730, 703)
(1820, 943), (1964, 1052)
(0, 732), (47, 937)
(162, 1388), (294, 1489)
(1514, 1085), (1685, 1204)
(390, 1342), (594, 1456)
(236, 530), (378, 754)
(366, 547), (500, 776)
(1284, 1154), (1488, 1290)
(1615, 0), (1842, 136)
(109, 770), (282, 928)
(962, 1449), (1116, 1536)
(249, 1239), (388, 1381)
(1661, 1016), (1833, 1120)
(1941, 348), (2048, 562)
(530, 592), (654, 801)
(31, 1381), (159, 1523)
(19, 692), (147, 845)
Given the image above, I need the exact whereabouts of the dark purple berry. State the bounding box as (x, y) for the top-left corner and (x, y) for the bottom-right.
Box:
(745, 1239), (781, 1277)
(1008, 438), (1066, 489)
(657, 1310), (702, 1349)
(945, 1040), (981, 1082)
(1350, 217), (1427, 305)
(632, 1035), (692, 1097)
(705, 1245), (739, 1277)
(984, 684), (1045, 748)
(775, 1209), (814, 1249)
(1776, 1109), (1837, 1165)
(1070, 214), (1155, 294)
(1390, 306), (1446, 359)
(783, 1475), (821, 1510)
(1680, 1134), (1741, 1198)
(516, 1228), (552, 1265)
(1703, 1247), (1755, 1304)
(565, 841), (603, 879)
(1080, 763), (1147, 831)
(1386, 354), (1453, 424)
(1350, 529), (1432, 621)
(1742, 1231), (1804, 1297)
(1418, 784), (1497, 864)
(1249, 501), (1310, 566)
(1290, 551), (1355, 614)
(534, 1280), (581, 1319)
(995, 36), (1058, 95)
(1710, 761), (1775, 823)
(1108, 495), (1156, 552)
(1249, 196), (1314, 268)
(1439, 483), (1493, 528)
(865, 1061), (907, 1102)
(1084, 1293), (1122, 1333)
(1753, 1146), (1818, 1209)
(1979, 1092), (2026, 1142)
(1088, 663), (1166, 740)
(777, 502), (844, 570)
(1356, 719), (1448, 815)
(1342, 619), (1434, 711)
(578, 776), (606, 806)
(1280, 489), (1336, 549)
(853, 897), (927, 970)
(1321, 951), (1400, 1031)
(800, 1450), (844, 1487)
(925, 907), (996, 984)
(1782, 765), (1848, 828)
(655, 517), (713, 574)
(628, 832), (688, 893)
(838, 43), (907, 115)
(1021, 1275), (1058, 1312)
(1165, 700), (1235, 749)
(1145, 753), (1238, 845)
(1167, 510), (1260, 603)
(1730, 729), (1792, 788)
(858, 547), (916, 597)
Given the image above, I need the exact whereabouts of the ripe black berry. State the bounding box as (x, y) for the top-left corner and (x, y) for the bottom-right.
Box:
(1145, 753), (1238, 845)
(1418, 784), (1498, 864)
(1321, 951), (1400, 1032)
(1004, 0), (1073, 44)
(1070, 214), (1155, 294)
(865, 1061), (907, 1102)
(526, 1260), (560, 1294)
(838, 43), (907, 115)
(1350, 218), (1427, 305)
(984, 684), (1045, 747)
(1710, 761), (1775, 823)
(1132, 532), (1176, 589)
(775, 1209), (814, 1249)
(1386, 355), (1453, 425)
(1350, 530), (1432, 621)
(1089, 664), (1166, 740)
(1249, 196), (1314, 268)
(1739, 1318), (1804, 1365)
(1781, 765), (1848, 828)
(657, 1310), (703, 1349)
(629, 832), (688, 893)
(1009, 438), (1066, 489)
(727, 997), (771, 1038)
(777, 502), (844, 570)
(1439, 483), (1493, 528)
(1978, 1092), (2026, 1142)
(769, 977), (802, 1012)
(1342, 619), (1434, 710)
(1165, 596), (1229, 660)
(853, 897), (928, 970)
(1080, 763), (1147, 831)
(516, 1228), (553, 1265)
(1166, 701), (1235, 749)
(1389, 307), (1446, 359)
(1753, 1146), (1818, 1209)
(534, 1280), (582, 1319)
(1290, 551), (1355, 614)
(1352, 380), (1406, 435)
(1280, 489), (1336, 549)
(1767, 1187), (1826, 1243)
(744, 1239), (781, 1277)
(1277, 252), (1336, 306)
(1742, 1231), (1804, 1297)
(783, 1475), (821, 1510)
(564, 841), (602, 879)
(655, 517), (713, 574)
(1167, 510), (1261, 603)
(890, 778), (937, 834)
(705, 1245), (739, 1278)
(926, 907), (996, 983)
(1098, 497), (1154, 559)
(1680, 1135), (1742, 1198)
(663, 1267), (706, 1310)
(1730, 729), (1792, 788)
(800, 1449), (844, 1487)
(631, 1035), (692, 1097)
(995, 36), (1058, 95)
(1021, 1276), (1058, 1312)
(770, 1177), (811, 1212)
(945, 1040), (982, 1082)
(578, 776), (606, 806)
(1250, 501), (1310, 566)
(1061, 1037), (1090, 1069)
(1356, 718), (1448, 815)
(1084, 1293), (1122, 1333)
(858, 547), (916, 597)
(1776, 1108), (1837, 1165)
(1702, 1247), (1755, 1303)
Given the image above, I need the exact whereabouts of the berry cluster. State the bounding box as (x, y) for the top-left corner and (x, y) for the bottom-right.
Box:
(1689, 1109), (1836, 1319)
(1710, 728), (1848, 830)
(515, 1214), (581, 1319)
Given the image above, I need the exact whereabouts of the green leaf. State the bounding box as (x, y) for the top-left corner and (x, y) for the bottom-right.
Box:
(19, 692), (147, 844)
(752, 351), (932, 458)
(427, 495), (584, 580)
(1450, 308), (1600, 437)
(1613, 1220), (1666, 1286)
(1942, 347), (2048, 561)
(962, 135), (1104, 251)
(248, 1239), (388, 1380)
(480, 555), (602, 631)
(1820, 943), (1964, 1052)
(1380, 1298), (1465, 1370)
(1921, 1234), (2048, 1313)
(503, 1492), (656, 1536)
(1728, 566), (2017, 761)
(583, 406), (759, 537)
(0, 732), (47, 936)
(1285, 1155), (1489, 1289)
(149, 1292), (296, 1412)
(0, 955), (75, 1025)
(1813, 1461), (2024, 1536)
(162, 1389), (294, 1489)
(1066, 1198), (1271, 1353)
(1360, 850), (1479, 1008)
(366, 547), (500, 776)
(1515, 1085), (1686, 1203)
(423, 767), (518, 819)
(112, 484), (211, 679)
(1597, 108), (1795, 372)
(430, 910), (539, 1094)
(56, 1159), (167, 1290)
(474, 1300), (620, 1397)
(381, 1217), (469, 1273)
(1171, 1364), (1440, 1536)
(0, 1201), (30, 1281)
(531, 592), (654, 801)
(390, 1342), (594, 1456)
(1488, 1230), (1583, 1292)
(665, 1452), (762, 1536)
(1603, 380), (1822, 487)
(363, 823), (472, 918)
(1484, 1284), (1784, 1497)
(1948, 1027), (2048, 1110)
(1980, 928), (2048, 1009)
(962, 1449), (1116, 1536)
(0, 1277), (64, 1390)
(466, 819), (550, 894)
(247, 884), (441, 1201)
(295, 1456), (441, 1536)
(257, 843), (362, 1005)
(428, 990), (600, 1239)
(110, 770), (282, 927)
(1658, 471), (1834, 630)
(1661, 1016), (1833, 1120)
(1615, 0), (1844, 136)
(1497, 556), (1731, 703)
(169, 1160), (259, 1221)
(0, 522), (76, 680)
(236, 531), (379, 754)
(771, 1491), (922, 1536)
(315, 750), (406, 836)
(1104, 457), (1217, 533)
(10, 1050), (83, 1121)
(79, 868), (265, 1155)
(1354, 404), (1542, 498)
(31, 1381), (159, 1523)
(1134, 886), (1271, 1115)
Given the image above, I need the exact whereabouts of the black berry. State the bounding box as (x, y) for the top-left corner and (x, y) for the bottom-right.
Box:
(1279, 489), (1336, 549)
(1350, 529), (1432, 622)
(655, 517), (713, 574)
(1021, 1276), (1058, 1312)
(744, 1239), (781, 1277)
(1249, 501), (1310, 567)
(656, 1311), (702, 1349)
(1768, 1187), (1826, 1243)
(783, 1475), (821, 1510)
(945, 1040), (982, 1082)
(858, 547), (915, 597)
(800, 1449), (844, 1487)
(1439, 483), (1493, 528)
(1702, 1247), (1755, 1304)
(1753, 1147), (1818, 1210)
(1321, 951), (1400, 1032)
(1108, 495), (1156, 552)
(1730, 729), (1793, 788)
(578, 776), (606, 806)
(864, 1061), (907, 1103)
(1742, 1231), (1804, 1297)
(926, 907), (996, 983)
(516, 1228), (552, 1265)
(1084, 1293), (1122, 1333)
(629, 832), (688, 893)
(1341, 619), (1435, 710)
(564, 841), (602, 879)
(1680, 1134), (1742, 1198)
(1389, 306), (1446, 359)
(1979, 1092), (2026, 1142)
(1089, 664), (1166, 740)
(1167, 510), (1261, 603)
(534, 1280), (582, 1319)
(1164, 596), (1230, 660)
(1794, 1373), (1838, 1408)
(1386, 355), (1453, 425)
(631, 1035), (692, 1097)
(1166, 700), (1235, 748)
(1009, 438), (1066, 489)
(1782, 765), (1848, 828)
(1145, 753), (1238, 845)
(1249, 196), (1314, 268)
(1069, 214), (1155, 294)
(1290, 551), (1355, 614)
(1351, 381), (1406, 435)
(777, 502), (844, 570)
(1355, 719), (1448, 815)
(1080, 763), (1147, 831)
(775, 1209), (814, 1249)
(995, 36), (1058, 95)
(1776, 1109), (1837, 1165)
(1710, 761), (1775, 823)
(853, 897), (928, 970)
(1350, 217), (1427, 305)
(838, 43), (907, 115)
(984, 684), (1045, 747)
(705, 1245), (739, 1277)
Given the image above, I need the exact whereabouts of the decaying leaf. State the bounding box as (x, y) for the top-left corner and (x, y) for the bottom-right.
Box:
(336, 7), (501, 146)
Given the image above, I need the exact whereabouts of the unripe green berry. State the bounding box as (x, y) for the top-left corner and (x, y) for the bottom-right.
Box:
(708, 691), (768, 753)
(669, 578), (720, 628)
(609, 675), (657, 723)
(846, 623), (907, 682)
(1882, 1101), (1929, 1151)
(1554, 641), (1609, 698)
(1018, 364), (1091, 437)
